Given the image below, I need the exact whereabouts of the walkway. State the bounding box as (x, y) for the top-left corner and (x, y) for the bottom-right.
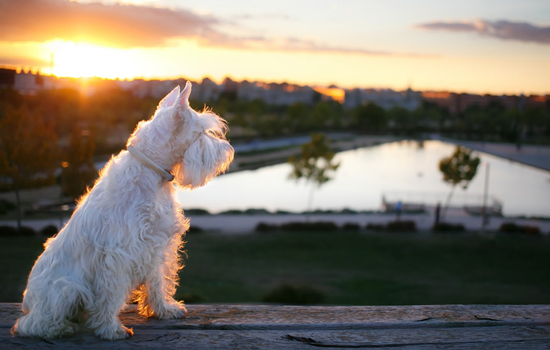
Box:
(4, 205), (549, 234)
(442, 138), (550, 172)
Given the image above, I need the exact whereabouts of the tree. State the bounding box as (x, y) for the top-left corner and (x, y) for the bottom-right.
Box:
(0, 105), (58, 229)
(439, 146), (480, 220)
(353, 103), (386, 133)
(285, 102), (311, 133)
(288, 133), (340, 216)
(61, 125), (97, 199)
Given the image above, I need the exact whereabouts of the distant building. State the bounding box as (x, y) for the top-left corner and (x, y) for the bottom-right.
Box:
(344, 87), (421, 111)
(14, 70), (43, 95)
(422, 91), (548, 115)
(235, 80), (315, 105)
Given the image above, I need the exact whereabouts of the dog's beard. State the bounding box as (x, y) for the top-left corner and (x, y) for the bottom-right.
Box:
(172, 134), (233, 190)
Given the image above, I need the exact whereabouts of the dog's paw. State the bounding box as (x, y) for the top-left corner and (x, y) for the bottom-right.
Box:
(95, 324), (133, 340)
(158, 304), (187, 320)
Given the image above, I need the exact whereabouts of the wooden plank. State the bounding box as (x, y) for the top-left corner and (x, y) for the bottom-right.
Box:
(1, 304), (550, 349)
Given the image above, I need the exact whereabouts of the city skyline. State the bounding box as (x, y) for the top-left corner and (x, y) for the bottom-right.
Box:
(1, 0), (549, 95)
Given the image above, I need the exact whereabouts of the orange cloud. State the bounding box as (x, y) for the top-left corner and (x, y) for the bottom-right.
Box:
(0, 0), (432, 58)
(0, 0), (220, 48)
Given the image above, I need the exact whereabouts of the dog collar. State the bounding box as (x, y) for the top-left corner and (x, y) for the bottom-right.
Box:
(127, 146), (175, 182)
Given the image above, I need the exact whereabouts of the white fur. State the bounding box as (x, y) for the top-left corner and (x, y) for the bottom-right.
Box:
(12, 82), (234, 340)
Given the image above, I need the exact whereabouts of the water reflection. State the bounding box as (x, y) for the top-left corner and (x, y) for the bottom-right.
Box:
(177, 141), (550, 217)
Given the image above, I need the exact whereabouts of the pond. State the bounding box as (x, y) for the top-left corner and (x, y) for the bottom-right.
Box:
(177, 140), (550, 217)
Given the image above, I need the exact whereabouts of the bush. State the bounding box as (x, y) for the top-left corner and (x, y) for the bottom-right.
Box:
(342, 222), (360, 231)
(386, 220), (416, 232)
(0, 226), (37, 236)
(0, 199), (16, 215)
(255, 222), (279, 233)
(184, 208), (211, 216)
(0, 226), (17, 236)
(280, 221), (338, 232)
(218, 209), (245, 215)
(262, 284), (325, 305)
(40, 225), (59, 237)
(188, 226), (203, 234)
(17, 226), (37, 236)
(365, 223), (385, 231)
(244, 208), (271, 215)
(432, 222), (465, 232)
(499, 222), (540, 235)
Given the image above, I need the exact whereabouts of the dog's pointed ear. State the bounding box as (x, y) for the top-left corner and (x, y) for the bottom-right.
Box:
(178, 81), (192, 109)
(159, 86), (180, 108)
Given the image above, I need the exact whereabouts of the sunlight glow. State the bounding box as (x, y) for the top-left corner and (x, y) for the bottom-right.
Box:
(46, 40), (143, 79)
(314, 87), (345, 103)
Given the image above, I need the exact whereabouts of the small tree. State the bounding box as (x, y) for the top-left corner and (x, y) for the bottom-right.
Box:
(0, 105), (58, 229)
(439, 146), (480, 220)
(288, 133), (340, 216)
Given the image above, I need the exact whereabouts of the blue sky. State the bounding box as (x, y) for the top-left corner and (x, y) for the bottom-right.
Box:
(1, 0), (549, 94)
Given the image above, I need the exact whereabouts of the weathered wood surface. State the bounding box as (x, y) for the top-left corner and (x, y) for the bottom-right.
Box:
(1, 303), (549, 349)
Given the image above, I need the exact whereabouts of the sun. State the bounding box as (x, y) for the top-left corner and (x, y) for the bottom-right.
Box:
(46, 40), (142, 79)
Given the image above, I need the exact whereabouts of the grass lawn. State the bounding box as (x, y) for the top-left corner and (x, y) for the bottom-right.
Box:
(2, 231), (550, 305)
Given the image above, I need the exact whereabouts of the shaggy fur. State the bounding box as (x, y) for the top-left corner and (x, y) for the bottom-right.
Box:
(12, 82), (234, 340)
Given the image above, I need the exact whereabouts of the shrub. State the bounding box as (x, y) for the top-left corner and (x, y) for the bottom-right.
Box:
(40, 225), (59, 237)
(275, 210), (293, 215)
(522, 226), (541, 235)
(432, 222), (465, 232)
(17, 226), (37, 236)
(499, 222), (519, 233)
(0, 226), (38, 236)
(342, 222), (360, 231)
(0, 226), (17, 236)
(386, 220), (416, 232)
(218, 209), (244, 215)
(188, 226), (203, 234)
(262, 284), (325, 305)
(184, 208), (211, 216)
(499, 222), (540, 235)
(365, 223), (385, 231)
(0, 199), (16, 215)
(255, 222), (279, 233)
(244, 208), (271, 215)
(280, 221), (338, 232)
(340, 208), (359, 214)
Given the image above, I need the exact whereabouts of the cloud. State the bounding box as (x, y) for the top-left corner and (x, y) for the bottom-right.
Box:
(0, 56), (48, 68)
(416, 19), (550, 45)
(233, 13), (293, 21)
(260, 37), (428, 57)
(0, 0), (221, 48)
(0, 0), (432, 58)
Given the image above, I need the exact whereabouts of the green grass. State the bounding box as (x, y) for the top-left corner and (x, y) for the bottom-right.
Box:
(2, 231), (550, 305)
(178, 231), (550, 305)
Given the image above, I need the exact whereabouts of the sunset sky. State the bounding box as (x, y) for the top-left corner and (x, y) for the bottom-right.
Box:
(1, 0), (549, 95)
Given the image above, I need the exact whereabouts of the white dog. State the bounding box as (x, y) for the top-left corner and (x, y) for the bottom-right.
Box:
(12, 82), (234, 340)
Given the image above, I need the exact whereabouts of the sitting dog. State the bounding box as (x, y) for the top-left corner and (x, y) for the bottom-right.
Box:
(12, 82), (234, 340)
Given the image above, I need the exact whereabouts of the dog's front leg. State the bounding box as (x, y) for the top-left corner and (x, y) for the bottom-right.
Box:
(138, 263), (187, 319)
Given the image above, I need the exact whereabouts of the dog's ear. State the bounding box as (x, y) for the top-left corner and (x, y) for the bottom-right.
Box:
(177, 81), (192, 109)
(159, 86), (180, 108)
